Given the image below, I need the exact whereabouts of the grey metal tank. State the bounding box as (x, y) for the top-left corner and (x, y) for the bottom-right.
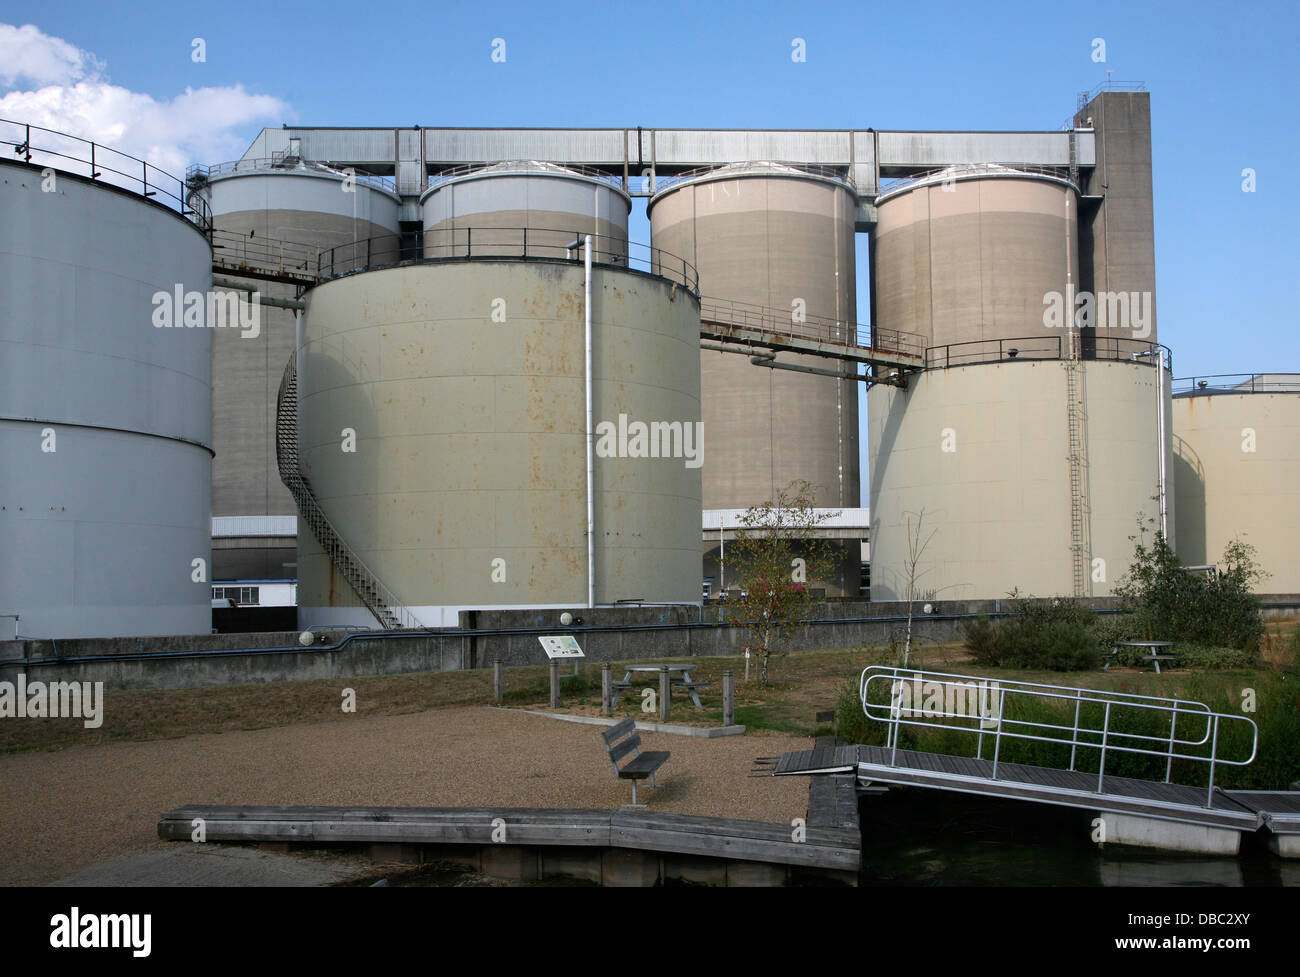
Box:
(420, 161), (630, 261)
(0, 157), (213, 638)
(648, 162), (860, 596)
(295, 257), (702, 628)
(874, 165), (1085, 352)
(197, 161), (402, 583)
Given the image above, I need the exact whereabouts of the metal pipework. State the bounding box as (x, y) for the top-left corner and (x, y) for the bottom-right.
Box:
(212, 275), (305, 310)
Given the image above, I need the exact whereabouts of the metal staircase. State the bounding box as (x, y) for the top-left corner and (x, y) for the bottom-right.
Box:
(275, 350), (420, 630)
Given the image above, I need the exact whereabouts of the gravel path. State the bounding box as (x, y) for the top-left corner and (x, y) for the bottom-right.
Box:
(0, 706), (810, 885)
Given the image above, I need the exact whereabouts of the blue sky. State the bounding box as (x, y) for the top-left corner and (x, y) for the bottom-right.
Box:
(4, 0), (1296, 504)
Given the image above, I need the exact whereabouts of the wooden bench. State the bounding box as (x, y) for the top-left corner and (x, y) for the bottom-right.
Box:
(602, 718), (669, 807)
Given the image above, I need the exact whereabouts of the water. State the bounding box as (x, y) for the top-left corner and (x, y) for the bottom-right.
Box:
(858, 788), (1297, 886)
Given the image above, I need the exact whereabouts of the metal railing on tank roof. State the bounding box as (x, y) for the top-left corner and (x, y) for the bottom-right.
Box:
(189, 157), (397, 193)
(1173, 373), (1300, 396)
(645, 160), (855, 197)
(314, 226), (700, 294)
(1, 118), (210, 228)
(877, 162), (1078, 198)
(424, 160), (627, 193)
(924, 335), (1170, 370)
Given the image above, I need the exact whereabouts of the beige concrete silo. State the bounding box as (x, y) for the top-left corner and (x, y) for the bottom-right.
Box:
(295, 259), (702, 628)
(873, 165), (1081, 353)
(200, 163), (401, 584)
(1173, 376), (1300, 592)
(868, 358), (1173, 600)
(868, 166), (1171, 601)
(648, 163), (860, 596)
(421, 161), (630, 261)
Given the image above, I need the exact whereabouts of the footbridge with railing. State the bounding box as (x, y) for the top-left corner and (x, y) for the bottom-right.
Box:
(769, 667), (1300, 855)
(209, 226), (926, 380)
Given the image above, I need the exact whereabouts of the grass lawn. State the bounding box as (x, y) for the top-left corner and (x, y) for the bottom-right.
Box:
(4, 616), (1295, 765)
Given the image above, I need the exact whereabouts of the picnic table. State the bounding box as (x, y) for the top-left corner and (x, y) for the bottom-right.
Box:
(1104, 640), (1178, 674)
(610, 664), (706, 709)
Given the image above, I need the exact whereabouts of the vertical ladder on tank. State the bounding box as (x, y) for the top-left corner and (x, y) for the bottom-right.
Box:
(275, 350), (418, 630)
(1064, 337), (1091, 598)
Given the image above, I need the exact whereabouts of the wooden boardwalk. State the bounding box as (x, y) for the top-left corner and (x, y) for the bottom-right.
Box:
(158, 802), (861, 873)
(770, 744), (1300, 834)
(1224, 791), (1300, 834)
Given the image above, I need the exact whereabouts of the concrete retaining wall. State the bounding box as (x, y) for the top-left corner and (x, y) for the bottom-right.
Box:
(4, 595), (1294, 693)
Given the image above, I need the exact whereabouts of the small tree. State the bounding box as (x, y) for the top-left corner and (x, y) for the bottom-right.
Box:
(729, 480), (837, 687)
(899, 508), (938, 668)
(1113, 514), (1267, 650)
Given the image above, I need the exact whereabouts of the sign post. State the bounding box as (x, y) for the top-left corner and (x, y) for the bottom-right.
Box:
(538, 636), (585, 707)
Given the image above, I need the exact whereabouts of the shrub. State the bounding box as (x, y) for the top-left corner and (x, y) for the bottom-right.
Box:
(961, 598), (1106, 671)
(1113, 521), (1266, 651)
(1171, 643), (1258, 669)
(833, 678), (875, 746)
(961, 615), (999, 666)
(1091, 612), (1140, 650)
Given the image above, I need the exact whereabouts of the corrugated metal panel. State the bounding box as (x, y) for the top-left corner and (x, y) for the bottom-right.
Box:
(878, 131), (1075, 166)
(1074, 132), (1096, 166)
(397, 159), (424, 196)
(213, 516), (298, 537)
(424, 129), (626, 164)
(243, 127), (1095, 173)
(293, 129), (396, 165)
(397, 129), (420, 159)
(651, 130), (851, 164)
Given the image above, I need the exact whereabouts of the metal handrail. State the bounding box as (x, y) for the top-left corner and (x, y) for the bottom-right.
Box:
(1173, 373), (1300, 396)
(699, 296), (925, 359)
(877, 162), (1078, 199)
(190, 157), (397, 193)
(425, 159), (627, 193)
(1062, 81), (1149, 130)
(275, 351), (424, 631)
(924, 335), (1171, 370)
(209, 228), (323, 276)
(858, 665), (1258, 808)
(648, 160), (855, 197)
(314, 226), (700, 295)
(2, 117), (210, 228)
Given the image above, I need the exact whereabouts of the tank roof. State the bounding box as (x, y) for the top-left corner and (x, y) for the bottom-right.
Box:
(876, 162), (1079, 202)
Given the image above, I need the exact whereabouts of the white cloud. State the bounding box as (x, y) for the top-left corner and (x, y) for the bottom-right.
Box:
(0, 23), (288, 183)
(0, 23), (104, 87)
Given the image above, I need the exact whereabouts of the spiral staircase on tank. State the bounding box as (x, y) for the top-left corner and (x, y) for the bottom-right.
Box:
(275, 351), (419, 630)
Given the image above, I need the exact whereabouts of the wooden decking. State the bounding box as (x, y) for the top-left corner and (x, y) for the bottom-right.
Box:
(855, 745), (1259, 830)
(769, 743), (1300, 833)
(158, 802), (861, 873)
(771, 744), (860, 776)
(1224, 791), (1300, 834)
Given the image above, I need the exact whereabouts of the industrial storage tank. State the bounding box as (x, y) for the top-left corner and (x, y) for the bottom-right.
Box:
(1172, 374), (1299, 592)
(867, 353), (1174, 601)
(648, 162), (860, 596)
(867, 163), (1171, 600)
(294, 255), (702, 628)
(874, 164), (1084, 354)
(0, 145), (212, 638)
(195, 160), (402, 586)
(421, 161), (630, 261)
